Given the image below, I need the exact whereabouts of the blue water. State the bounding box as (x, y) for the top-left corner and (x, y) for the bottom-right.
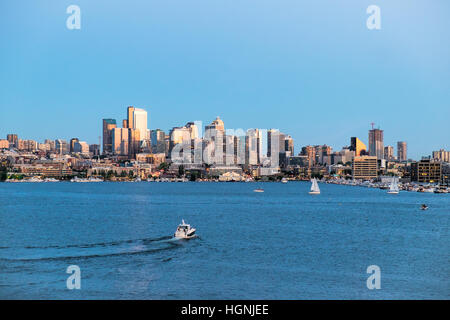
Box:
(0, 182), (448, 299)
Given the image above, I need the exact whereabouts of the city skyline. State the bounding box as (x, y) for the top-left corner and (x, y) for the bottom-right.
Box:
(1, 1), (449, 159)
(1, 106), (445, 161)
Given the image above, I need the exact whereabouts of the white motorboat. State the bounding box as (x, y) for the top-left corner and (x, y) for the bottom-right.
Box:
(281, 178), (288, 184)
(309, 178), (320, 195)
(174, 220), (196, 239)
(254, 188), (264, 193)
(387, 177), (399, 194)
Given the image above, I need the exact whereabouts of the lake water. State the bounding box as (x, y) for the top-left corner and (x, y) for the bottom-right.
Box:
(0, 182), (448, 299)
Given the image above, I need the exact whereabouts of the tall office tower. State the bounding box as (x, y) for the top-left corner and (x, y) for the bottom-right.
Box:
(102, 119), (117, 154)
(368, 126), (384, 159)
(284, 135), (294, 155)
(89, 144), (100, 156)
(397, 141), (407, 161)
(267, 129), (282, 158)
(185, 122), (199, 140)
(73, 141), (89, 155)
(70, 138), (79, 153)
(318, 145), (332, 165)
(7, 134), (18, 148)
(151, 129), (166, 154)
(128, 128), (141, 158)
(169, 126), (192, 162)
(112, 128), (129, 155)
(301, 145), (316, 167)
(384, 145), (394, 161)
(55, 139), (69, 155)
(246, 129), (263, 165)
(45, 139), (56, 152)
(204, 117), (226, 164)
(350, 137), (367, 156)
(126, 106), (149, 140)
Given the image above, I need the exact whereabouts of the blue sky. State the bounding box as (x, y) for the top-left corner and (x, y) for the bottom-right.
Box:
(1, 0), (449, 159)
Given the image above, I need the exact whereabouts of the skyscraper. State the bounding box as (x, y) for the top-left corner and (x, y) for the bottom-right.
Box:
(126, 106), (149, 140)
(246, 129), (263, 165)
(350, 137), (367, 156)
(151, 129), (166, 154)
(7, 134), (18, 148)
(70, 138), (79, 153)
(112, 128), (129, 155)
(397, 141), (407, 161)
(102, 119), (117, 154)
(368, 127), (384, 159)
(384, 145), (394, 161)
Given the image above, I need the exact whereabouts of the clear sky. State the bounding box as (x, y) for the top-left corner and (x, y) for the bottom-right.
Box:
(1, 0), (449, 159)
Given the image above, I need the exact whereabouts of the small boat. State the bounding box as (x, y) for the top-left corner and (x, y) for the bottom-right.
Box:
(254, 188), (264, 193)
(174, 220), (196, 239)
(387, 177), (399, 194)
(281, 178), (288, 184)
(309, 178), (320, 195)
(421, 204), (428, 211)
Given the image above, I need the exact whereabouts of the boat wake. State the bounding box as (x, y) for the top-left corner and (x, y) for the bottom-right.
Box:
(0, 236), (191, 262)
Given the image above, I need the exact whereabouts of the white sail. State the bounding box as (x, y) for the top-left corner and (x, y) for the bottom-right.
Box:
(388, 177), (399, 193)
(310, 178), (320, 194)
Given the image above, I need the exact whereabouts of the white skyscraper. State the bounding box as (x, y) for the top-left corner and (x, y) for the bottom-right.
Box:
(132, 107), (150, 140)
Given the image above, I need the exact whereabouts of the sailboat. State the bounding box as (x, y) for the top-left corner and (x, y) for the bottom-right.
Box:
(309, 178), (320, 195)
(387, 177), (399, 194)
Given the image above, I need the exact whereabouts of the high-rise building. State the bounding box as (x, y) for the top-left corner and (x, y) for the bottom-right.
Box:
(352, 156), (378, 180)
(125, 106), (149, 140)
(246, 129), (263, 165)
(397, 141), (407, 161)
(70, 138), (79, 153)
(411, 159), (441, 183)
(151, 129), (166, 154)
(350, 137), (367, 156)
(7, 134), (18, 148)
(55, 139), (69, 155)
(102, 119), (117, 154)
(204, 117), (226, 164)
(73, 141), (89, 155)
(89, 144), (100, 156)
(112, 128), (129, 155)
(384, 145), (394, 161)
(368, 127), (384, 159)
(432, 149), (450, 162)
(284, 135), (294, 155)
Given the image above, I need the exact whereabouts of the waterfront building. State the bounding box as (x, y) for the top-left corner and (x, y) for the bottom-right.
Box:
(397, 141), (407, 161)
(350, 137), (367, 156)
(432, 149), (450, 162)
(102, 119), (117, 154)
(368, 127), (384, 159)
(384, 145), (394, 161)
(411, 159), (442, 183)
(352, 155), (378, 180)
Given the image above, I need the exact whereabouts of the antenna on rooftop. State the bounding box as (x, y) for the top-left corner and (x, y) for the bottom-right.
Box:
(370, 122), (375, 130)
